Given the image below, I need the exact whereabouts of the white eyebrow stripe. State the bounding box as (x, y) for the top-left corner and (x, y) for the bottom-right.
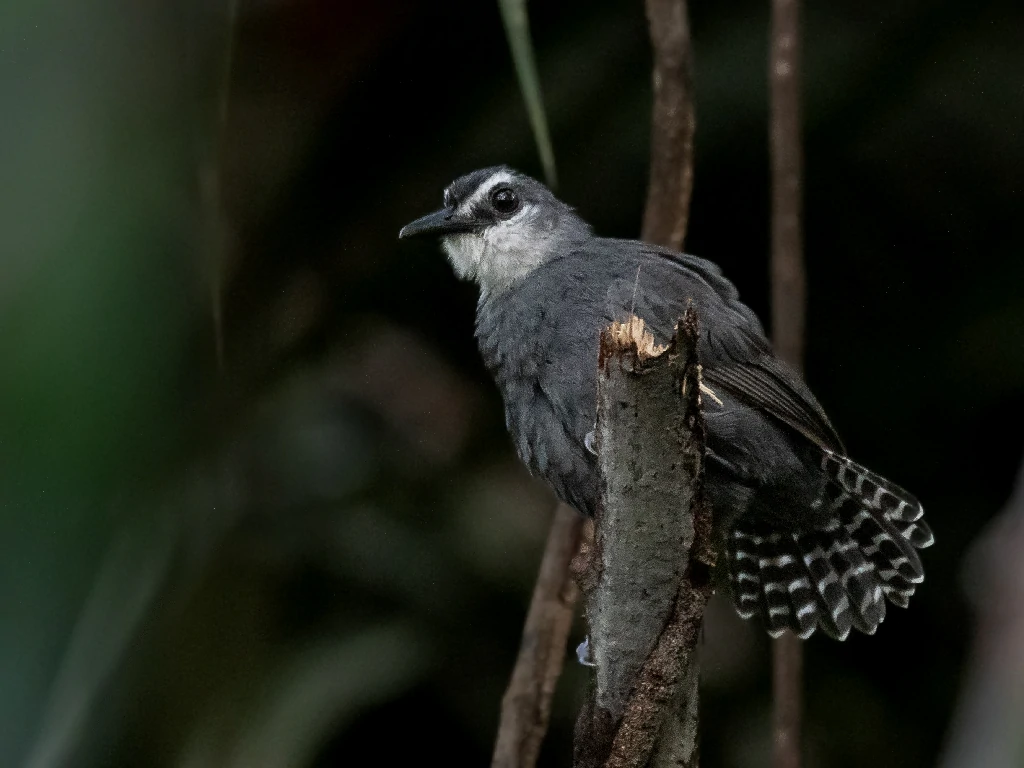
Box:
(457, 171), (516, 215)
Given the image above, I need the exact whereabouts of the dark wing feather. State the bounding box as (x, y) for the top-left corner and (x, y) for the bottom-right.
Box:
(602, 242), (844, 452)
(704, 358), (843, 452)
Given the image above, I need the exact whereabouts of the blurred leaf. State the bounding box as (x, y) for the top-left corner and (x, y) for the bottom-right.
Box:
(22, 507), (179, 768)
(497, 0), (557, 187)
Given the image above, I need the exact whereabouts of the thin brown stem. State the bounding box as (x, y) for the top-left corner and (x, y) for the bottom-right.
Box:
(769, 0), (805, 766)
(641, 0), (696, 250)
(492, 504), (583, 768)
(769, 0), (805, 371)
(772, 633), (803, 768)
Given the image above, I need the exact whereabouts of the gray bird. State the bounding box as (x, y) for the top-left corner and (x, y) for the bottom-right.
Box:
(399, 166), (932, 640)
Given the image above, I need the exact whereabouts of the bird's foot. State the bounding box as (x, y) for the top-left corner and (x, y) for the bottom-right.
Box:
(576, 636), (596, 667)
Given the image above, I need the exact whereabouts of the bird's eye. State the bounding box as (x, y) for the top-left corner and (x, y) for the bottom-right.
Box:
(489, 186), (520, 215)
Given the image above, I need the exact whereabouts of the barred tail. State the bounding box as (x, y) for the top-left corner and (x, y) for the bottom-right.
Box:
(727, 450), (932, 640)
(820, 449), (934, 548)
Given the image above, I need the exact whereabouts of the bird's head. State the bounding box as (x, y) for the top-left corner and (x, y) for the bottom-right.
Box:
(399, 166), (590, 296)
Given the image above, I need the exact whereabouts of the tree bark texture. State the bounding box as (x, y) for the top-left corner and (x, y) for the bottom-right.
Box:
(574, 311), (713, 768)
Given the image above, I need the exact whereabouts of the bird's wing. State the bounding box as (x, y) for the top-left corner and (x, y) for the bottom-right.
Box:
(602, 244), (845, 452)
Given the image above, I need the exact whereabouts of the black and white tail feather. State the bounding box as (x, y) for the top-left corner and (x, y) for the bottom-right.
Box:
(728, 449), (933, 640)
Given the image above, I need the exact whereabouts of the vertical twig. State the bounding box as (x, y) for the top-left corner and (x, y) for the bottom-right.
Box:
(492, 504), (583, 768)
(769, 0), (804, 767)
(641, 0), (696, 251)
(771, 635), (802, 768)
(769, 0), (805, 369)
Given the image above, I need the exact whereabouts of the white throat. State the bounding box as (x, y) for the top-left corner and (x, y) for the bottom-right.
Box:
(441, 207), (561, 297)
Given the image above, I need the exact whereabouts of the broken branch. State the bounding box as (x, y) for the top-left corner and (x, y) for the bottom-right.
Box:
(574, 310), (713, 768)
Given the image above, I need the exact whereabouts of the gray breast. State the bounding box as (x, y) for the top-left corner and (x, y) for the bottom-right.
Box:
(475, 261), (604, 516)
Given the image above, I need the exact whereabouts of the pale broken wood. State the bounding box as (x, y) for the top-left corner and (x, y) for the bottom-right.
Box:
(574, 308), (714, 768)
(608, 318), (722, 407)
(605, 316), (669, 360)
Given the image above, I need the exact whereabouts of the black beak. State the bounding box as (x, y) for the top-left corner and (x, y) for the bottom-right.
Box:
(398, 208), (476, 239)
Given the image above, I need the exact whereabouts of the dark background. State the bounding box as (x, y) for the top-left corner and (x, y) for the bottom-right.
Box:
(2, 1), (1022, 766)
